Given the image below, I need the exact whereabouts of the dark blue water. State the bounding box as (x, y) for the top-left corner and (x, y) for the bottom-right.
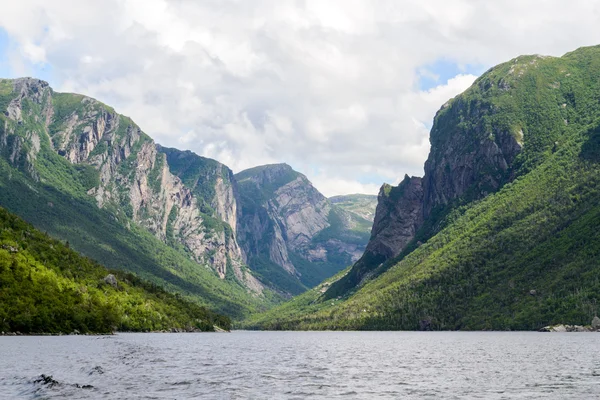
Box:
(1, 331), (599, 399)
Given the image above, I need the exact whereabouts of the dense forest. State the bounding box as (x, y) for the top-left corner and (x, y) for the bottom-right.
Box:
(0, 207), (230, 334)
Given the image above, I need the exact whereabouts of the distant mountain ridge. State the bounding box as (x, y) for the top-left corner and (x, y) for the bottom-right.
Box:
(235, 163), (372, 295)
(329, 194), (378, 221)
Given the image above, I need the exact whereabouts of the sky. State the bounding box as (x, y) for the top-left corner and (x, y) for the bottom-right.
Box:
(0, 1), (599, 196)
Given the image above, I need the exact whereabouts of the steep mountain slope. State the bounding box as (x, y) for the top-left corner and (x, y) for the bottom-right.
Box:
(0, 206), (230, 334)
(235, 164), (372, 295)
(0, 77), (269, 318)
(244, 45), (600, 330)
(329, 194), (378, 221)
(157, 145), (262, 292)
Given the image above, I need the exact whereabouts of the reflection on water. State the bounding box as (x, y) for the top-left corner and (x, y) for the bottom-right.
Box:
(1, 331), (599, 399)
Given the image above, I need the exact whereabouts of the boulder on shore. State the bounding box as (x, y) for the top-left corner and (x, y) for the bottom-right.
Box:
(539, 320), (600, 332)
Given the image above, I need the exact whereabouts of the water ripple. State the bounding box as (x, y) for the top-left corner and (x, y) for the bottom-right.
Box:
(1, 332), (600, 399)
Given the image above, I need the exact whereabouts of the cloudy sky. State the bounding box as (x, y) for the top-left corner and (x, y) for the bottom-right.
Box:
(0, 1), (599, 196)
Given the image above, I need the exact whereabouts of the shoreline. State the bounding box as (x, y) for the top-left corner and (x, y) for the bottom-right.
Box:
(0, 326), (230, 336)
(2, 328), (598, 336)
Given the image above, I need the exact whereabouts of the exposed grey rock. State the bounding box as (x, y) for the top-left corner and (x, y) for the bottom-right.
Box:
(236, 163), (371, 292)
(539, 324), (594, 332)
(237, 164), (330, 277)
(328, 77), (526, 297)
(1, 245), (18, 253)
(103, 274), (118, 288)
(0, 78), (49, 179)
(364, 176), (423, 262)
(153, 145), (263, 291)
(422, 97), (522, 219)
(592, 316), (600, 330)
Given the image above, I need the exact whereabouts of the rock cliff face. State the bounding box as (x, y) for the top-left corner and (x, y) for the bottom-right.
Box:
(360, 88), (524, 272)
(422, 90), (523, 219)
(158, 146), (239, 235)
(325, 63), (529, 297)
(236, 164), (372, 294)
(156, 146), (262, 291)
(0, 78), (51, 179)
(0, 78), (262, 293)
(364, 176), (423, 262)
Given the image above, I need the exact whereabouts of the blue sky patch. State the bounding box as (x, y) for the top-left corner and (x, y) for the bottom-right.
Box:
(417, 59), (485, 91)
(0, 27), (54, 81)
(0, 28), (12, 78)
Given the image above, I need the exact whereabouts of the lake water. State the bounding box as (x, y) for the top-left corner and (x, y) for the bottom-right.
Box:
(1, 331), (599, 399)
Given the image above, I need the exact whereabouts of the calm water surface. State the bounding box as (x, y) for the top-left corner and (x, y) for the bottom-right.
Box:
(1, 331), (599, 399)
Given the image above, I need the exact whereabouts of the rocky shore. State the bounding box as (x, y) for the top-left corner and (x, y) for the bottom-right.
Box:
(539, 317), (600, 332)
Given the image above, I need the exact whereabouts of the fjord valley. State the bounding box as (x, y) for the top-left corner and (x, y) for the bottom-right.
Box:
(0, 76), (372, 332)
(3, 45), (600, 335)
(245, 45), (600, 331)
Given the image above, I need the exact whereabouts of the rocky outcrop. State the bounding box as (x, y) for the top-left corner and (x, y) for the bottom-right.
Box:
(364, 176), (423, 261)
(158, 146), (239, 234)
(325, 67), (530, 298)
(155, 146), (262, 290)
(539, 318), (600, 332)
(103, 274), (118, 288)
(422, 93), (523, 219)
(271, 174), (332, 249)
(0, 78), (50, 179)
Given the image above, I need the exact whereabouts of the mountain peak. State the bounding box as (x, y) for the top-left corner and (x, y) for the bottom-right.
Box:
(235, 163), (302, 189)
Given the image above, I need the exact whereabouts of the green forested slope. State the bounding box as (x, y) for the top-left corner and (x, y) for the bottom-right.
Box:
(0, 207), (230, 334)
(243, 46), (600, 331)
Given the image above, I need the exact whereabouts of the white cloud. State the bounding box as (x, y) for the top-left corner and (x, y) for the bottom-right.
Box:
(0, 1), (599, 195)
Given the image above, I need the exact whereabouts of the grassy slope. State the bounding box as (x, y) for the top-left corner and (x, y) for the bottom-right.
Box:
(243, 46), (600, 330)
(0, 206), (231, 334)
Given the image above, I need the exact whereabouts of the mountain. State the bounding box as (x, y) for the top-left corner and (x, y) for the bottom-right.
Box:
(0, 77), (269, 319)
(156, 145), (262, 291)
(235, 164), (373, 295)
(0, 206), (230, 334)
(244, 45), (600, 330)
(0, 77), (375, 321)
(329, 194), (378, 221)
